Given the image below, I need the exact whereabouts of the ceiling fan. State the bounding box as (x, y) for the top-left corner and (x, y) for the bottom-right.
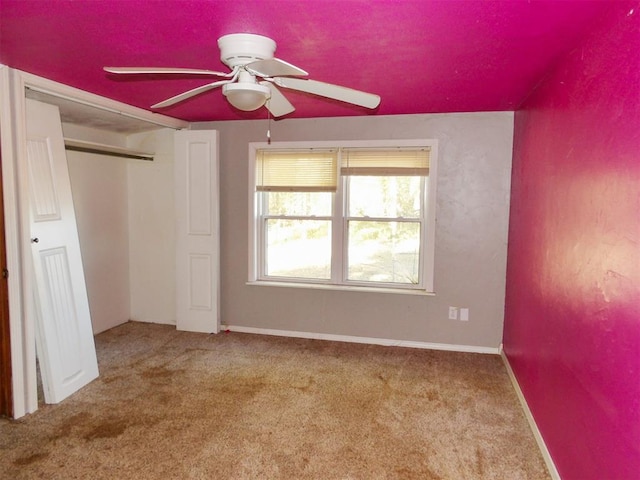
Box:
(104, 33), (381, 117)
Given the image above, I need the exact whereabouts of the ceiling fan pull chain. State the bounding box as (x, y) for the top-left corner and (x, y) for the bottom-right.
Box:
(267, 103), (272, 144)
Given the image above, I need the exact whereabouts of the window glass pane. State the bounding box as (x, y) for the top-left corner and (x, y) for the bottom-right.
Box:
(266, 219), (331, 279)
(266, 191), (332, 216)
(347, 221), (420, 284)
(348, 176), (421, 218)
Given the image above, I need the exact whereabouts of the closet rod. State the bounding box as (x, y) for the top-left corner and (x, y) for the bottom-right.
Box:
(64, 138), (154, 161)
(65, 144), (154, 161)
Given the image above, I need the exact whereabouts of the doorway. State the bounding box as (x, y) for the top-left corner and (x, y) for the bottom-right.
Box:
(1, 69), (187, 417)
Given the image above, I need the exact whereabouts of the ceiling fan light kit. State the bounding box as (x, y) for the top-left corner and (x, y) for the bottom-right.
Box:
(104, 33), (380, 116)
(223, 82), (271, 111)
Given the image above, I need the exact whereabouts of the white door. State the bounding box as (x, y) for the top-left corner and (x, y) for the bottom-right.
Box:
(174, 130), (220, 333)
(25, 99), (98, 403)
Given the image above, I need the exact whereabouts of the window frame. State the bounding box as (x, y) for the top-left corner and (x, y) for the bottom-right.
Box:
(248, 139), (437, 294)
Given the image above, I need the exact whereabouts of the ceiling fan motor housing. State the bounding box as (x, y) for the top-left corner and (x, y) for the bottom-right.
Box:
(218, 33), (277, 68)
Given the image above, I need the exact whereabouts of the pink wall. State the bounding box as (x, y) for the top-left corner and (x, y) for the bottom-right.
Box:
(503, 3), (639, 480)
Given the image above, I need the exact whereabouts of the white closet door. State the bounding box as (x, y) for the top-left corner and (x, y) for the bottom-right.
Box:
(26, 99), (98, 403)
(174, 130), (220, 333)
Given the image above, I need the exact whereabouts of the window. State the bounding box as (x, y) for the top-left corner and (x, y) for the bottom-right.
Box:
(249, 140), (437, 292)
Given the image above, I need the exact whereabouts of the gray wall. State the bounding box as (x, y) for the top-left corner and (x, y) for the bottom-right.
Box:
(197, 113), (513, 349)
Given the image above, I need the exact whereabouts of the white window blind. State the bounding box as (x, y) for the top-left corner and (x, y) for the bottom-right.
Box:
(341, 147), (430, 176)
(256, 149), (338, 192)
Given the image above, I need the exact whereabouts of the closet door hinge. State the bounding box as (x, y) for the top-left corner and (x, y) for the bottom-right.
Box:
(1, 269), (8, 279)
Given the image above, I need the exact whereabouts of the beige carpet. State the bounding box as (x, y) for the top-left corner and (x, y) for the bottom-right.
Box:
(0, 322), (550, 479)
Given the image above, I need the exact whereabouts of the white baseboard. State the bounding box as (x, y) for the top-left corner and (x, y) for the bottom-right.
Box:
(501, 351), (561, 480)
(220, 324), (500, 354)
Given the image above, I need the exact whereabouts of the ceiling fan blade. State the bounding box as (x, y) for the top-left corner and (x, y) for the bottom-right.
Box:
(104, 66), (233, 77)
(260, 81), (295, 117)
(246, 58), (308, 78)
(273, 77), (380, 109)
(151, 79), (231, 109)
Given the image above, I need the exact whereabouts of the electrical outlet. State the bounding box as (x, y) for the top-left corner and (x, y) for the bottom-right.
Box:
(448, 306), (458, 320)
(460, 308), (469, 321)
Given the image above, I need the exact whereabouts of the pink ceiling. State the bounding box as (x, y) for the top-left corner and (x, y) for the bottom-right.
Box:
(0, 0), (612, 122)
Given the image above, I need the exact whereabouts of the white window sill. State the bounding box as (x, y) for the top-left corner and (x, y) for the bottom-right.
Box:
(246, 280), (435, 296)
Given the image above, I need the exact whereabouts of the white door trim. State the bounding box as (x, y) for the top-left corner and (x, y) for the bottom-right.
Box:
(0, 65), (32, 418)
(19, 71), (188, 130)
